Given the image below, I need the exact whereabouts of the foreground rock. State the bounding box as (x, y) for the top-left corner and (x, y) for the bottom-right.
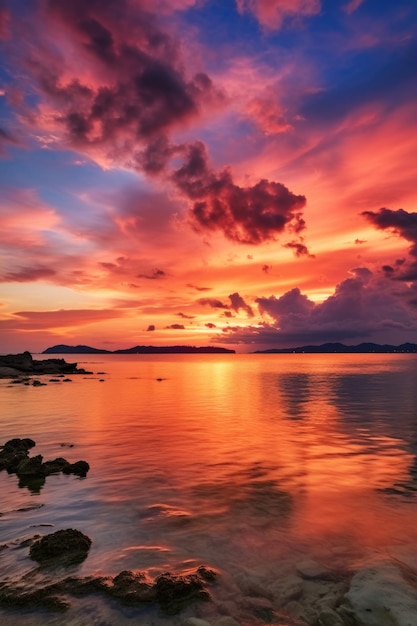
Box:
(0, 438), (90, 489)
(346, 560), (417, 625)
(0, 351), (92, 378)
(30, 529), (92, 566)
(0, 564), (217, 615)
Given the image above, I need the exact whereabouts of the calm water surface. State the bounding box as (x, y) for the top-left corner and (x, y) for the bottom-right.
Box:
(1, 353), (417, 625)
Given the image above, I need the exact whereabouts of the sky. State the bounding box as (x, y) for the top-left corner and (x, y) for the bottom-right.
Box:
(1, 0), (417, 353)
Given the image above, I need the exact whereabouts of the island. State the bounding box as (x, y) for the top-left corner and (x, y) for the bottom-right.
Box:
(254, 342), (417, 353)
(43, 344), (235, 354)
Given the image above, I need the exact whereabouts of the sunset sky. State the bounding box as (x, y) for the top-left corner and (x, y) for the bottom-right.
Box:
(1, 0), (417, 353)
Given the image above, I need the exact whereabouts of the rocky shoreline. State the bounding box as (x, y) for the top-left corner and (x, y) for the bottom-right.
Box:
(0, 351), (92, 379)
(2, 434), (417, 624)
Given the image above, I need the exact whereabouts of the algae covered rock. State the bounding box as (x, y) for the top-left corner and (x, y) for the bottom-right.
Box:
(29, 529), (92, 565)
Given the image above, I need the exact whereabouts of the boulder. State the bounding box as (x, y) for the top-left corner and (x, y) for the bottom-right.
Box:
(29, 529), (92, 565)
(346, 561), (417, 626)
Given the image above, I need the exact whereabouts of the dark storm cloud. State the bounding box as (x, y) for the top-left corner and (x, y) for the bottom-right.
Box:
(172, 141), (307, 245)
(363, 208), (417, 280)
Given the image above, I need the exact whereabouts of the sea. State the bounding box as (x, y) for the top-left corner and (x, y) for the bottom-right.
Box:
(1, 352), (417, 625)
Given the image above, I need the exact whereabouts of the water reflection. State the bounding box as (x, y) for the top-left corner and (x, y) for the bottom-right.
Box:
(3, 354), (417, 624)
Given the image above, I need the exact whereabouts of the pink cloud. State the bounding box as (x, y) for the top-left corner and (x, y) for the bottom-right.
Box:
(236, 0), (321, 30)
(0, 2), (10, 39)
(0, 308), (126, 331)
(343, 0), (364, 15)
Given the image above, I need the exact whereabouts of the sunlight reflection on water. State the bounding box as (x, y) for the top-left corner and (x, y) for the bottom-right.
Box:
(1, 353), (417, 624)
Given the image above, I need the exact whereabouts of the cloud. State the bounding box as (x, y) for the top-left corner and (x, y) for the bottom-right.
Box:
(205, 322), (216, 328)
(343, 0), (364, 14)
(2, 0), (311, 252)
(229, 292), (254, 317)
(137, 268), (166, 280)
(0, 1), (10, 39)
(177, 312), (194, 319)
(0, 126), (19, 153)
(165, 323), (185, 329)
(173, 141), (306, 245)
(216, 268), (417, 346)
(147, 324), (155, 331)
(363, 208), (417, 279)
(24, 1), (221, 166)
(235, 0), (321, 30)
(0, 308), (125, 331)
(198, 297), (229, 309)
(0, 266), (56, 283)
(186, 283), (211, 292)
(284, 240), (312, 257)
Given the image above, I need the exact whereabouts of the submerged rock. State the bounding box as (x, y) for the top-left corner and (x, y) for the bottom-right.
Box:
(29, 529), (92, 565)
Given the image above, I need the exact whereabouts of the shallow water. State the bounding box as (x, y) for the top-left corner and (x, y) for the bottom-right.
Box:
(1, 353), (417, 625)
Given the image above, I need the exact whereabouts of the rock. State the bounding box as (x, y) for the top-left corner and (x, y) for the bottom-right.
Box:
(346, 561), (417, 626)
(0, 438), (35, 472)
(0, 438), (89, 483)
(0, 352), (90, 378)
(183, 618), (212, 626)
(29, 529), (92, 565)
(110, 570), (154, 603)
(214, 618), (240, 626)
(317, 608), (346, 625)
(235, 570), (273, 600)
(43, 457), (71, 474)
(0, 366), (22, 377)
(0, 565), (217, 615)
(154, 572), (212, 615)
(16, 455), (45, 477)
(268, 574), (303, 606)
(62, 460), (90, 477)
(296, 559), (331, 580)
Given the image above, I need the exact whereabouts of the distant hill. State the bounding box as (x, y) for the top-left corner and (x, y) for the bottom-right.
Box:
(254, 342), (417, 353)
(43, 344), (235, 354)
(43, 344), (111, 354)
